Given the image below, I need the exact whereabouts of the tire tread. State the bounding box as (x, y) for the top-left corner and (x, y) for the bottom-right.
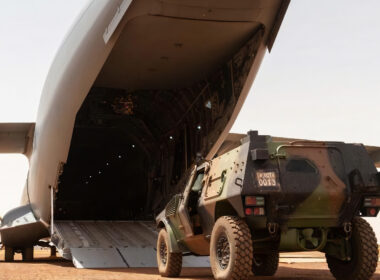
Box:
(211, 216), (253, 280)
(157, 228), (182, 278)
(252, 251), (279, 276)
(326, 217), (378, 280)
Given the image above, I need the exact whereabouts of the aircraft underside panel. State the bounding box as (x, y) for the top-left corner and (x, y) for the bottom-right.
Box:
(52, 220), (209, 268)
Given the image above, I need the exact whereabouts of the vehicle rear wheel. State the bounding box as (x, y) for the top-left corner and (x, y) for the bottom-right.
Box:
(252, 251), (279, 276)
(157, 228), (182, 277)
(210, 216), (253, 280)
(4, 246), (14, 262)
(326, 217), (378, 280)
(22, 246), (34, 261)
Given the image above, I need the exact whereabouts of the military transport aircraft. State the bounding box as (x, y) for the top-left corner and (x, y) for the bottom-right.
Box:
(0, 0), (291, 268)
(2, 0), (377, 269)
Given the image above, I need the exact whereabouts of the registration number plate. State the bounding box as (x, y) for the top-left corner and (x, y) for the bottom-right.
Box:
(256, 171), (277, 187)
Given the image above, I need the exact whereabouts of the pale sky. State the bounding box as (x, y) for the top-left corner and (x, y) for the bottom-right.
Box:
(0, 1), (379, 235)
(231, 0), (380, 146)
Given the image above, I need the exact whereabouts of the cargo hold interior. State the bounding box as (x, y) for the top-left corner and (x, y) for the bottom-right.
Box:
(54, 15), (264, 221)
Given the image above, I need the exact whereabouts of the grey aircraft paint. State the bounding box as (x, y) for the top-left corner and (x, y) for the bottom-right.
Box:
(0, 0), (379, 268)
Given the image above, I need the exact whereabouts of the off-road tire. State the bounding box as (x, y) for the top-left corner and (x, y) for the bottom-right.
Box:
(157, 228), (182, 277)
(210, 216), (253, 280)
(22, 247), (34, 261)
(326, 217), (378, 280)
(252, 251), (279, 276)
(4, 246), (14, 262)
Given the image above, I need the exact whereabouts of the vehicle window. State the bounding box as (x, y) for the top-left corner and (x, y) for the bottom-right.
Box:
(191, 173), (204, 192)
(286, 159), (317, 174)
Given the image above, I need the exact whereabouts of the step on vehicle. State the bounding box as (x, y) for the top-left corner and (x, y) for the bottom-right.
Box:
(156, 131), (380, 280)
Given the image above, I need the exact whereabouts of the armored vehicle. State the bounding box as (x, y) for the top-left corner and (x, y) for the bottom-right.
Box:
(156, 131), (380, 280)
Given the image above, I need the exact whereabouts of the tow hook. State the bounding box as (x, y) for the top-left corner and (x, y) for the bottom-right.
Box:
(343, 222), (352, 238)
(267, 223), (279, 235)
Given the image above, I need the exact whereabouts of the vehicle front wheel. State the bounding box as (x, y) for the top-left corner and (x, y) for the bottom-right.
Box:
(252, 251), (279, 276)
(157, 228), (182, 277)
(210, 216), (253, 280)
(326, 217), (378, 280)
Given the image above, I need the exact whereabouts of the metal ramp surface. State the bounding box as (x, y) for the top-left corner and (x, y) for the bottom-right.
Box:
(52, 220), (209, 268)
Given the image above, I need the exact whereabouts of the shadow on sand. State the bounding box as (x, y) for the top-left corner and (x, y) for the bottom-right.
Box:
(3, 256), (380, 280)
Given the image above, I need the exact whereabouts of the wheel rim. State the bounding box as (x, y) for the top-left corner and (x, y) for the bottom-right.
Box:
(216, 233), (230, 270)
(159, 238), (168, 265)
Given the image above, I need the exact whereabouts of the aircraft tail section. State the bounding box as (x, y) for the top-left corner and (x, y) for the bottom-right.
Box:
(52, 220), (209, 268)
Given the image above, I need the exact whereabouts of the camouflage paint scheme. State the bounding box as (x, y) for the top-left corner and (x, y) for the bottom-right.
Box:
(156, 131), (380, 260)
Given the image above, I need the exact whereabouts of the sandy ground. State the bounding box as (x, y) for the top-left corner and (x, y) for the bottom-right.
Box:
(0, 250), (380, 280)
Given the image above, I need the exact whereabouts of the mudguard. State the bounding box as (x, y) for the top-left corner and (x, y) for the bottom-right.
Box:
(156, 212), (181, 253)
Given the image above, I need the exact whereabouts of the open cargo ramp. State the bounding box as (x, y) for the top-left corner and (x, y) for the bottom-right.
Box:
(52, 220), (209, 268)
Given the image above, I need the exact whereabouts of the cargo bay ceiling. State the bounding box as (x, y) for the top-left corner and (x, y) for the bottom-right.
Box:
(56, 0), (289, 220)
